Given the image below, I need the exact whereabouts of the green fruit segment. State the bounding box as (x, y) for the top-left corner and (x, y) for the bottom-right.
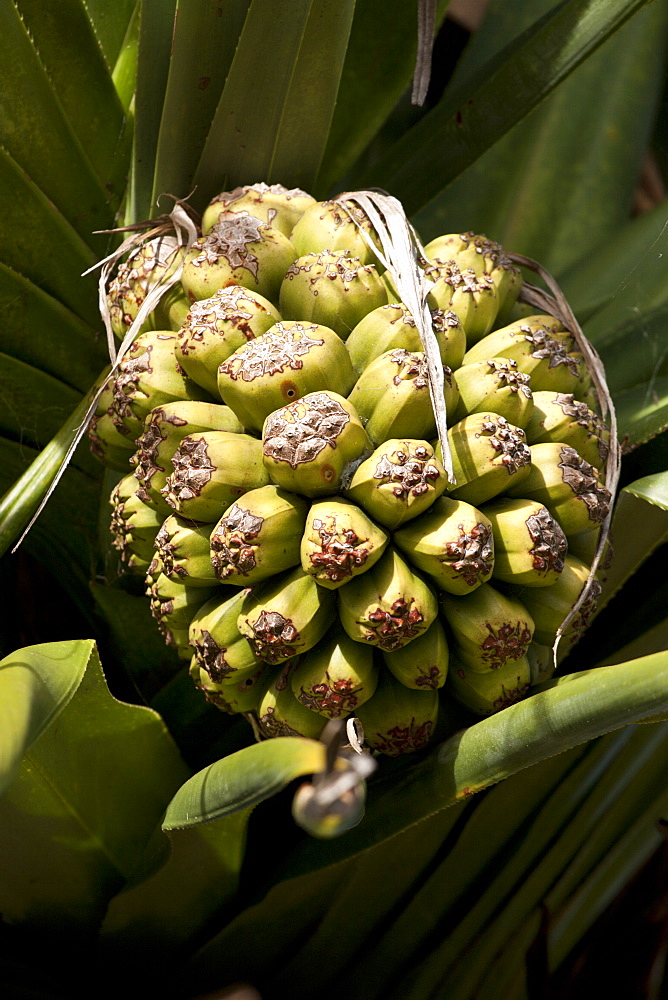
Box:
(218, 321), (355, 432)
(338, 548), (437, 651)
(202, 183), (316, 236)
(210, 485), (309, 585)
(441, 412), (532, 505)
(394, 496), (494, 595)
(481, 498), (567, 587)
(423, 258), (499, 342)
(262, 390), (371, 497)
(257, 661), (327, 738)
(508, 554), (600, 650)
(111, 330), (213, 440)
(133, 400), (243, 511)
(290, 199), (383, 266)
(441, 582), (534, 673)
(176, 285), (281, 396)
(291, 631), (378, 717)
(300, 498), (389, 589)
(238, 567), (336, 663)
(347, 349), (459, 444)
(345, 439), (448, 529)
(189, 589), (262, 683)
(346, 302), (467, 374)
(154, 515), (218, 587)
(449, 654), (530, 716)
(162, 431), (270, 522)
(423, 232), (522, 320)
(452, 357), (533, 428)
(355, 671), (439, 755)
(107, 236), (179, 340)
(110, 474), (164, 569)
(191, 655), (271, 714)
(279, 251), (387, 340)
(382, 617), (449, 690)
(524, 391), (610, 471)
(463, 318), (583, 394)
(505, 442), (611, 536)
(181, 213), (297, 303)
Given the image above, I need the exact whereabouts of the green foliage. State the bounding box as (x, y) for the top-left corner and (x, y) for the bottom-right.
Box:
(0, 1), (667, 996)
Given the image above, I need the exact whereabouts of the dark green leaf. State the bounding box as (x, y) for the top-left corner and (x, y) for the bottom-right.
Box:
(189, 798), (468, 993)
(192, 0), (355, 208)
(412, 3), (667, 274)
(0, 436), (102, 623)
(0, 393), (101, 559)
(91, 582), (186, 698)
(14, 0), (132, 204)
(356, 0), (653, 216)
(101, 738), (325, 963)
(589, 303), (668, 396)
(0, 3), (120, 236)
(0, 262), (106, 394)
(615, 377), (668, 449)
(315, 0), (450, 194)
(269, 756), (576, 997)
(0, 354), (85, 454)
(0, 641), (189, 933)
(150, 0), (250, 211)
(402, 725), (668, 1000)
(560, 199), (668, 321)
(595, 473), (668, 620)
(82, 0), (137, 69)
(130, 0), (177, 221)
(0, 148), (101, 326)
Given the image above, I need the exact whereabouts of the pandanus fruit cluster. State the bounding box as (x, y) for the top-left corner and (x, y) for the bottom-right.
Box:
(91, 182), (613, 756)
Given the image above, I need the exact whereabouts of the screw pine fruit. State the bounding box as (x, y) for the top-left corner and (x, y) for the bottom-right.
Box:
(93, 181), (612, 755)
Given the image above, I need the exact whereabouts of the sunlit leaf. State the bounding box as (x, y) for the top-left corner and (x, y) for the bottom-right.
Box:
(82, 0), (137, 69)
(150, 0), (250, 211)
(0, 641), (189, 933)
(0, 3), (120, 235)
(357, 0), (653, 216)
(192, 0), (355, 208)
(411, 2), (667, 273)
(14, 0), (132, 204)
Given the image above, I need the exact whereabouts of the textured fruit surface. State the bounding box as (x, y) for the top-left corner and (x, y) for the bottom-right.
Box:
(97, 189), (611, 755)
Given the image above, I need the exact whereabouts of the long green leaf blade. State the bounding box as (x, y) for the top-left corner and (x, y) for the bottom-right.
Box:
(1, 2), (121, 233)
(164, 736), (326, 828)
(560, 199), (668, 320)
(356, 0), (652, 216)
(191, 0), (355, 209)
(150, 0), (250, 210)
(315, 0), (450, 194)
(82, 0), (137, 69)
(412, 2), (667, 272)
(0, 263), (105, 393)
(130, 0), (177, 221)
(0, 148), (100, 325)
(14, 0), (132, 203)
